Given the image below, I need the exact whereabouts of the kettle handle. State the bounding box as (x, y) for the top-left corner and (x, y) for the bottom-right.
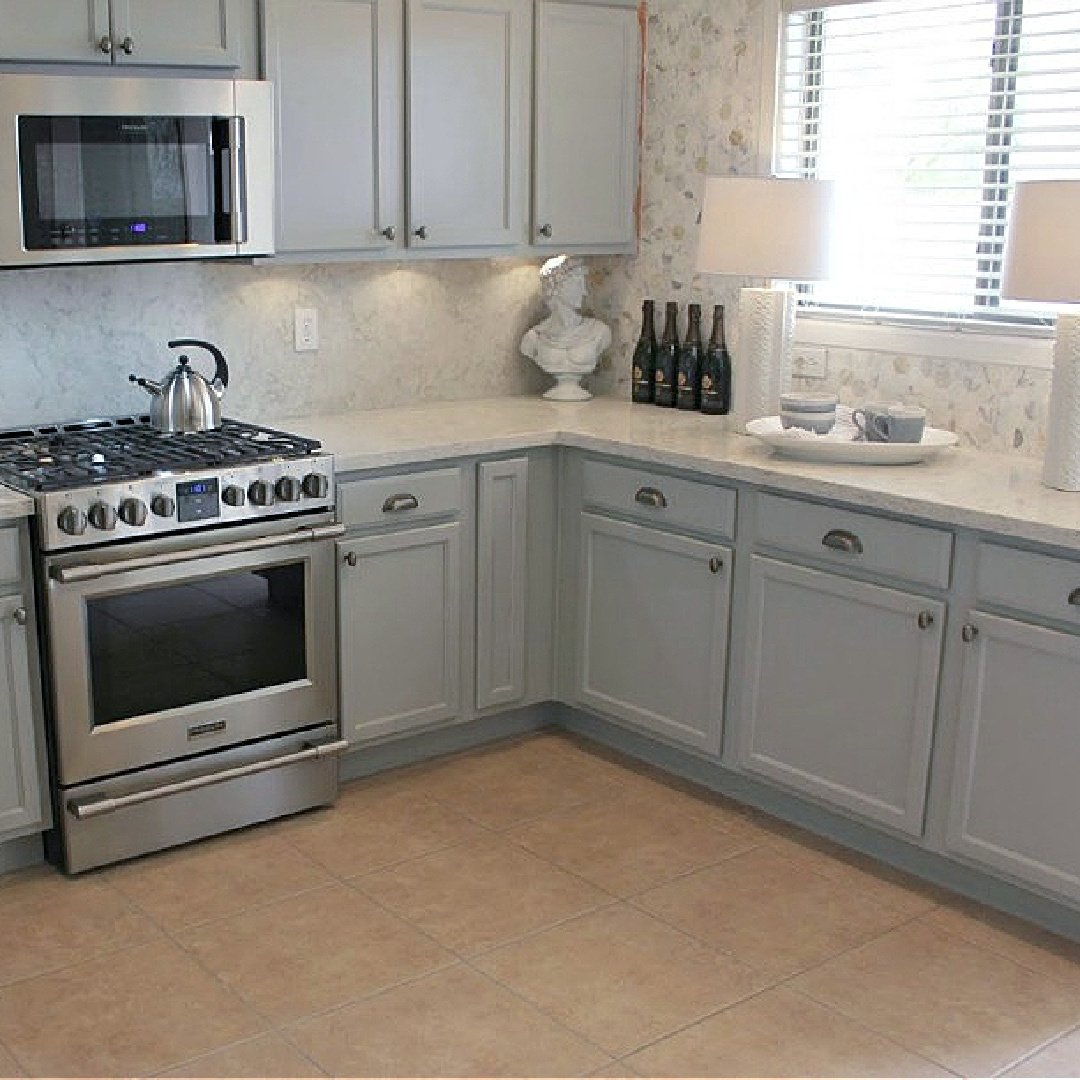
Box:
(167, 338), (229, 388)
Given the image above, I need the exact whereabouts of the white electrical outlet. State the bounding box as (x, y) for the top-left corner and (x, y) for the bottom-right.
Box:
(792, 344), (828, 379)
(294, 307), (319, 352)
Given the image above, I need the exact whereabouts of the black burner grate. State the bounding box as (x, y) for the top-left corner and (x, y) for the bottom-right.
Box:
(0, 416), (323, 494)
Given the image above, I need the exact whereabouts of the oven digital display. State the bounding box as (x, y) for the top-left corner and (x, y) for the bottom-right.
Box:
(176, 477), (220, 523)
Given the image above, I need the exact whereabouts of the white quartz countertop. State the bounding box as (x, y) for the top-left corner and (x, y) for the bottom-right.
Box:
(290, 396), (1080, 551)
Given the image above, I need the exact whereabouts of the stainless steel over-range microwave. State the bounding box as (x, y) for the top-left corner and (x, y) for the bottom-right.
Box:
(0, 73), (274, 268)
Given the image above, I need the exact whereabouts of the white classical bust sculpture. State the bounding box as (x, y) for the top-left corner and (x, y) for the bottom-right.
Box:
(521, 255), (611, 400)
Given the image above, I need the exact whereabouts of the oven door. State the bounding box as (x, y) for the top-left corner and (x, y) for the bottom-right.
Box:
(44, 524), (341, 787)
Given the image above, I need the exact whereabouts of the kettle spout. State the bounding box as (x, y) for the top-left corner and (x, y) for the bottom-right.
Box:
(129, 374), (163, 397)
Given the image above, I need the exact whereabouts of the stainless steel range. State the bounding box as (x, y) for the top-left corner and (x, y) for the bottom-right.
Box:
(0, 415), (346, 873)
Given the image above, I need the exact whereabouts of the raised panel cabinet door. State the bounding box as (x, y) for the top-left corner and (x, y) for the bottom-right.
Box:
(338, 525), (461, 744)
(737, 555), (943, 835)
(577, 513), (731, 754)
(0, 594), (45, 839)
(947, 611), (1080, 902)
(406, 0), (530, 248)
(533, 1), (640, 248)
(476, 457), (528, 710)
(112, 0), (235, 66)
(0, 0), (110, 63)
(262, 0), (402, 254)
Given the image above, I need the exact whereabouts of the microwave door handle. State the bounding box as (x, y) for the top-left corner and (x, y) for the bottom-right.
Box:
(216, 118), (247, 245)
(50, 523), (345, 584)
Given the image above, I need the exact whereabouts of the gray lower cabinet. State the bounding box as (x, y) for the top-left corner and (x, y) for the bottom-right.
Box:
(338, 523), (461, 744)
(576, 512), (731, 754)
(735, 555), (943, 835)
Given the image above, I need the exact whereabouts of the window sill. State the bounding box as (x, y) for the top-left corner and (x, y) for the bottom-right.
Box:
(793, 311), (1055, 370)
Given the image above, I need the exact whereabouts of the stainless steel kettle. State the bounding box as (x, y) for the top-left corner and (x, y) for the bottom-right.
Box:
(130, 339), (229, 433)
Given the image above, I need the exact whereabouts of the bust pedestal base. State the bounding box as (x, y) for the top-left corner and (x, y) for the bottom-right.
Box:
(542, 374), (592, 401)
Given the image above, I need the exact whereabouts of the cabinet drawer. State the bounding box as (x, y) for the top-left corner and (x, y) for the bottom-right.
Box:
(0, 527), (20, 586)
(339, 467), (464, 528)
(977, 542), (1080, 624)
(582, 458), (736, 539)
(756, 493), (953, 589)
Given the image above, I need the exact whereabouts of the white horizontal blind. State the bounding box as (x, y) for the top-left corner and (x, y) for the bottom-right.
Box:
(776, 0), (1080, 320)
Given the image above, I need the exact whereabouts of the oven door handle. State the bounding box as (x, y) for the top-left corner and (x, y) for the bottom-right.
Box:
(66, 738), (349, 820)
(50, 523), (346, 584)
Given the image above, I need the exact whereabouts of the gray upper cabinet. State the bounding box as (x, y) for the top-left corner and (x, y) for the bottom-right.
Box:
(262, 0), (401, 256)
(406, 0), (530, 250)
(532, 0), (639, 251)
(0, 0), (236, 67)
(736, 554), (943, 836)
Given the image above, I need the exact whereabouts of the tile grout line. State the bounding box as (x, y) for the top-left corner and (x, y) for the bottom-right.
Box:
(991, 1017), (1080, 1077)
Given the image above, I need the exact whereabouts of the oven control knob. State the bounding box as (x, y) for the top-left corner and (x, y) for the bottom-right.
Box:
(248, 480), (275, 507)
(275, 476), (302, 502)
(57, 505), (87, 536)
(222, 485), (246, 507)
(118, 497), (147, 527)
(88, 501), (117, 531)
(302, 472), (330, 499)
(151, 494), (176, 518)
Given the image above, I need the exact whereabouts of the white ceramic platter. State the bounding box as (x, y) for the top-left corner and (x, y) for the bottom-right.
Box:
(746, 416), (959, 465)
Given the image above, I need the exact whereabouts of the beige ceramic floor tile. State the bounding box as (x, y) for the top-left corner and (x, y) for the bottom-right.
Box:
(635, 846), (916, 978)
(0, 865), (159, 986)
(289, 963), (612, 1077)
(355, 834), (611, 954)
(178, 882), (454, 1024)
(102, 828), (333, 930)
(922, 899), (1080, 988)
(793, 918), (1080, 1076)
(279, 777), (488, 878)
(159, 1033), (327, 1077)
(0, 1040), (22, 1077)
(0, 938), (263, 1077)
(627, 985), (953, 1077)
(504, 794), (756, 896)
(1004, 1025), (1080, 1076)
(587, 1063), (644, 1078)
(473, 902), (765, 1057)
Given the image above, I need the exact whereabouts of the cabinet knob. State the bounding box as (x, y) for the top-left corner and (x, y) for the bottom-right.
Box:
(917, 610), (935, 629)
(413, 225), (428, 240)
(98, 34), (113, 53)
(538, 223), (553, 238)
(821, 528), (864, 555)
(343, 551), (358, 567)
(120, 35), (135, 54)
(382, 493), (419, 514)
(709, 556), (724, 574)
(634, 486), (668, 509)
(381, 225), (396, 241)
(1068, 587), (1080, 607)
(12, 607), (27, 627)
(961, 623), (979, 643)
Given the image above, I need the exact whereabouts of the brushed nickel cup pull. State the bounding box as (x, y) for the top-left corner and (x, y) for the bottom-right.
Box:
(822, 528), (864, 555)
(98, 34), (113, 53)
(1068, 587), (1080, 606)
(381, 225), (396, 240)
(12, 607), (27, 626)
(917, 610), (935, 629)
(538, 223), (553, 238)
(962, 623), (979, 643)
(413, 225), (428, 240)
(120, 35), (135, 54)
(709, 556), (724, 574)
(634, 486), (668, 509)
(343, 551), (358, 567)
(382, 493), (419, 513)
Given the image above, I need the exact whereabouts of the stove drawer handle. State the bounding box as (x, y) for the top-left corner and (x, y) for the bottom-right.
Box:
(66, 738), (349, 820)
(50, 522), (346, 584)
(382, 493), (419, 513)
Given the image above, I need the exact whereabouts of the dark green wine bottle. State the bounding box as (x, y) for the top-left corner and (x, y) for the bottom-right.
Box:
(653, 301), (679, 407)
(630, 300), (656, 404)
(675, 302), (703, 410)
(700, 304), (732, 415)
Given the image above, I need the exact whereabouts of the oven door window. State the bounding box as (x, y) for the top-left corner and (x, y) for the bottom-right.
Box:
(86, 563), (306, 725)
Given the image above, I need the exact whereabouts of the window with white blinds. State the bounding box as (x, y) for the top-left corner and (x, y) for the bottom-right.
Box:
(775, 0), (1080, 322)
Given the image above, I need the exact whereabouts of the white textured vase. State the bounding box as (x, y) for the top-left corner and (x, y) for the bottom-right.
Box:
(731, 286), (796, 432)
(1042, 313), (1080, 490)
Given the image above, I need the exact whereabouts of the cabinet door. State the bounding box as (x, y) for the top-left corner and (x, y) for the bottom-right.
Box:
(577, 513), (730, 754)
(0, 595), (45, 839)
(111, 0), (235, 66)
(476, 457), (528, 710)
(947, 612), (1080, 902)
(338, 525), (461, 744)
(0, 0), (110, 63)
(262, 0), (402, 254)
(406, 0), (530, 249)
(737, 556), (943, 835)
(533, 1), (640, 249)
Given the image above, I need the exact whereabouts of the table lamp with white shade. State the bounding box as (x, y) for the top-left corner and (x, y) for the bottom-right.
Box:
(1002, 180), (1080, 491)
(695, 176), (835, 430)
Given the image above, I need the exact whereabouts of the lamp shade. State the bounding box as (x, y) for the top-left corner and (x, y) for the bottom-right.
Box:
(1002, 180), (1080, 303)
(695, 176), (835, 280)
